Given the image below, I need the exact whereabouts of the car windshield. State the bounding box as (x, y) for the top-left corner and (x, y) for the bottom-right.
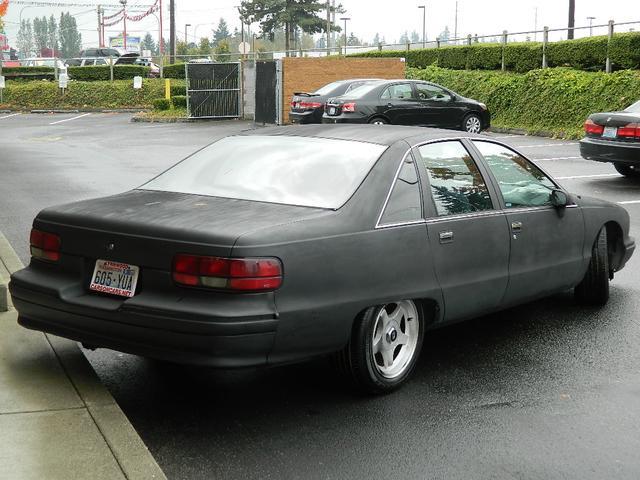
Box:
(140, 136), (387, 209)
(625, 100), (640, 113)
(345, 82), (385, 99)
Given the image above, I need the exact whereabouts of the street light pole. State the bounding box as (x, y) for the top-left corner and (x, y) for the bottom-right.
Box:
(587, 16), (596, 36)
(418, 5), (426, 48)
(340, 17), (350, 56)
(119, 0), (127, 51)
(454, 0), (458, 44)
(185, 24), (191, 44)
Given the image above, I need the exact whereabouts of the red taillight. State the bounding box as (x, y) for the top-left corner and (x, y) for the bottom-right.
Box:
(172, 254), (283, 292)
(30, 229), (61, 262)
(618, 123), (640, 139)
(299, 101), (322, 109)
(342, 102), (357, 113)
(584, 118), (604, 136)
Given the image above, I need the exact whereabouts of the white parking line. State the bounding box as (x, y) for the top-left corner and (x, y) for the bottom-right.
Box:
(517, 143), (579, 148)
(534, 156), (583, 162)
(617, 200), (640, 205)
(49, 113), (91, 125)
(556, 173), (620, 180)
(0, 113), (21, 120)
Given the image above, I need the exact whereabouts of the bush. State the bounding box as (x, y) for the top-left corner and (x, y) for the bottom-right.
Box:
(1, 66), (55, 74)
(163, 63), (186, 79)
(67, 65), (150, 81)
(407, 65), (640, 138)
(153, 98), (171, 110)
(351, 32), (640, 73)
(172, 95), (187, 108)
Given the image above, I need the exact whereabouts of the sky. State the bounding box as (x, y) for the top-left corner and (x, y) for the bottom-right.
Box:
(2, 0), (639, 50)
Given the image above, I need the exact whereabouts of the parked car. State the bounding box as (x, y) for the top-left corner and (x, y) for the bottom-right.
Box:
(290, 79), (381, 124)
(80, 48), (120, 58)
(0, 50), (20, 67)
(134, 57), (160, 77)
(323, 79), (490, 133)
(580, 100), (640, 176)
(9, 126), (634, 393)
(20, 57), (67, 70)
(68, 57), (110, 67)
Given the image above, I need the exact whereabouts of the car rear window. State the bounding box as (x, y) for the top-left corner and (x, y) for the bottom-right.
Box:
(313, 81), (345, 96)
(347, 82), (384, 99)
(625, 100), (640, 113)
(140, 136), (387, 209)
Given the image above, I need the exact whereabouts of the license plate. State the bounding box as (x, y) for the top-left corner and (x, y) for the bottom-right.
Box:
(603, 126), (618, 138)
(293, 102), (300, 109)
(329, 107), (336, 115)
(89, 259), (139, 298)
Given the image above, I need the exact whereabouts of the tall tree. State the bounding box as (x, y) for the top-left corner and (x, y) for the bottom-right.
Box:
(213, 17), (230, 45)
(141, 32), (156, 53)
(48, 15), (59, 54)
(198, 37), (211, 55)
(17, 19), (34, 56)
(33, 17), (49, 55)
(58, 12), (82, 58)
(410, 30), (420, 43)
(372, 32), (381, 46)
(240, 0), (343, 56)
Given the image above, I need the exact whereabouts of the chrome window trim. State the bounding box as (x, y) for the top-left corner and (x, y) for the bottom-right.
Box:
(425, 210), (505, 224)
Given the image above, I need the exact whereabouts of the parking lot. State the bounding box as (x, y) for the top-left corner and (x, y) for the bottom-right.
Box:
(2, 112), (640, 479)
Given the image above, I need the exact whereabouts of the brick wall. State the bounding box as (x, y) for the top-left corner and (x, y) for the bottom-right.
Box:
(281, 57), (405, 123)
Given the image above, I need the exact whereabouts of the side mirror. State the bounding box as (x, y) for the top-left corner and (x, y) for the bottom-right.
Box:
(550, 189), (569, 208)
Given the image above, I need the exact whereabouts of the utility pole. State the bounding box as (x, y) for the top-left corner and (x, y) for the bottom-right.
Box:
(568, 0), (575, 39)
(587, 16), (596, 36)
(97, 5), (103, 47)
(119, 0), (128, 51)
(185, 23), (191, 43)
(418, 5), (426, 48)
(340, 17), (350, 56)
(169, 0), (175, 63)
(159, 0), (164, 54)
(454, 0), (458, 44)
(326, 0), (331, 56)
(534, 7), (538, 41)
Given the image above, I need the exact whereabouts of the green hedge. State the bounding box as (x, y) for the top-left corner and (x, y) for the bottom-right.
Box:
(1, 66), (55, 74)
(163, 63), (186, 79)
(407, 66), (640, 138)
(67, 65), (150, 81)
(0, 78), (186, 109)
(352, 32), (640, 73)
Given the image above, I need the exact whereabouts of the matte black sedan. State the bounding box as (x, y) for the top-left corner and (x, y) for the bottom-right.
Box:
(10, 126), (634, 393)
(322, 79), (491, 133)
(580, 100), (640, 176)
(289, 79), (380, 124)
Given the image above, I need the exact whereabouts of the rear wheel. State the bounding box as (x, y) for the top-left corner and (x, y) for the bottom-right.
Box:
(463, 113), (482, 133)
(334, 300), (424, 394)
(369, 117), (389, 125)
(613, 163), (640, 177)
(575, 227), (610, 306)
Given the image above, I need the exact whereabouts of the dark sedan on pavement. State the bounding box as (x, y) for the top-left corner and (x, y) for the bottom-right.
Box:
(580, 100), (640, 176)
(289, 79), (381, 124)
(322, 79), (490, 133)
(10, 125), (634, 393)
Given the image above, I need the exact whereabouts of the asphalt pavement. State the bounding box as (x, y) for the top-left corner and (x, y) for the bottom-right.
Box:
(1, 113), (640, 480)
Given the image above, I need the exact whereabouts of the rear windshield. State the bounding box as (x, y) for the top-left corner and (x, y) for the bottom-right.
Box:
(345, 82), (384, 99)
(140, 136), (387, 209)
(625, 100), (640, 113)
(313, 81), (345, 96)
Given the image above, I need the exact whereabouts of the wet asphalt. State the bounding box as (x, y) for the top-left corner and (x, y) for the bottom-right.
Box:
(1, 113), (639, 480)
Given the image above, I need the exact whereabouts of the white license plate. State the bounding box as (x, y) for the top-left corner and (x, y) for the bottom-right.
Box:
(294, 102), (300, 109)
(603, 126), (618, 138)
(89, 259), (139, 298)
(328, 107), (336, 115)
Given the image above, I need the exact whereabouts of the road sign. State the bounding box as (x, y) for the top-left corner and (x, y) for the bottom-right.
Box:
(0, 76), (5, 89)
(59, 74), (68, 89)
(238, 42), (251, 54)
(133, 76), (143, 89)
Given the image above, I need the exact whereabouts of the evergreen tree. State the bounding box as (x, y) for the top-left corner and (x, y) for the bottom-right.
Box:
(213, 17), (230, 45)
(33, 17), (49, 55)
(58, 12), (82, 58)
(410, 30), (420, 43)
(48, 15), (59, 54)
(398, 31), (409, 44)
(141, 32), (156, 53)
(347, 33), (360, 46)
(198, 37), (211, 55)
(372, 32), (380, 46)
(17, 19), (34, 57)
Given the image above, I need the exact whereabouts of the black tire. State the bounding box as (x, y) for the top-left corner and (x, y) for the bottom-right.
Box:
(333, 300), (424, 394)
(613, 163), (640, 177)
(368, 117), (389, 125)
(575, 227), (610, 306)
(463, 113), (482, 133)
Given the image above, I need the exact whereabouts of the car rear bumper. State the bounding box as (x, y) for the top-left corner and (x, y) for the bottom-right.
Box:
(580, 137), (640, 164)
(9, 267), (278, 367)
(321, 115), (368, 124)
(289, 110), (322, 124)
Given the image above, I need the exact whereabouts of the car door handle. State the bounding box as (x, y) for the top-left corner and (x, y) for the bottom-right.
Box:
(511, 221), (522, 232)
(387, 103), (394, 107)
(439, 231), (454, 244)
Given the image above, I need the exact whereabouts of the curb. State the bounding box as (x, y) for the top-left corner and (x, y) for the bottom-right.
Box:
(0, 231), (166, 480)
(29, 108), (147, 114)
(489, 126), (579, 140)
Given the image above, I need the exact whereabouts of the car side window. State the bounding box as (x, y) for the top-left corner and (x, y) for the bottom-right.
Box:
(415, 83), (452, 102)
(473, 141), (556, 209)
(380, 84), (414, 101)
(418, 141), (494, 216)
(379, 158), (423, 225)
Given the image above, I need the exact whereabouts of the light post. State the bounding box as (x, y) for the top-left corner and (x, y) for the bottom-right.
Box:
(185, 23), (191, 44)
(454, 0), (458, 44)
(340, 17), (350, 56)
(119, 0), (128, 51)
(418, 5), (426, 48)
(587, 16), (596, 36)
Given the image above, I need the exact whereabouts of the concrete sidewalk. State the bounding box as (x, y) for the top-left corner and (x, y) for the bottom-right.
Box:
(0, 232), (166, 480)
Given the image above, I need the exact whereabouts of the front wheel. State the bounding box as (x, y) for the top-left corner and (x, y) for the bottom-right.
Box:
(613, 163), (640, 177)
(369, 117), (389, 125)
(334, 300), (424, 394)
(463, 113), (482, 133)
(575, 227), (610, 306)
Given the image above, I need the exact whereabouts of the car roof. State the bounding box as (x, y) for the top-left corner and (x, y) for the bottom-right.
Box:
(241, 124), (482, 146)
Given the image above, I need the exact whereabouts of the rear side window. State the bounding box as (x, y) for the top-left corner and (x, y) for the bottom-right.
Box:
(379, 158), (423, 225)
(417, 141), (493, 216)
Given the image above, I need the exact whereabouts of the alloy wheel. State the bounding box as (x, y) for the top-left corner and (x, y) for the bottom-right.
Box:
(465, 115), (482, 133)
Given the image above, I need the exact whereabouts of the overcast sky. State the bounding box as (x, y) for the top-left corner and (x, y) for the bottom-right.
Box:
(2, 0), (638, 49)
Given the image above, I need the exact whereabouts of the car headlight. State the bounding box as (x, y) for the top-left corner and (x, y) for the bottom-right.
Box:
(479, 103), (488, 111)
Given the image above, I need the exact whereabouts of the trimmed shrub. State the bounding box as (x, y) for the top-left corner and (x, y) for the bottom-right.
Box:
(163, 63), (186, 79)
(170, 84), (186, 97)
(1, 66), (55, 74)
(153, 98), (171, 110)
(407, 65), (640, 138)
(172, 95), (187, 108)
(67, 65), (149, 81)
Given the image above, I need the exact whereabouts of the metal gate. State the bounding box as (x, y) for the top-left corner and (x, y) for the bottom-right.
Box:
(186, 62), (241, 119)
(255, 61), (278, 124)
